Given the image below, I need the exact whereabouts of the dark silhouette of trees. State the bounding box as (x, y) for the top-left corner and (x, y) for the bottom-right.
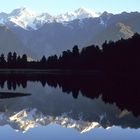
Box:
(0, 33), (139, 77)
(41, 56), (47, 63)
(80, 45), (101, 69)
(0, 54), (6, 68)
(0, 54), (6, 64)
(7, 52), (12, 63)
(13, 52), (17, 63)
(72, 45), (79, 56)
(21, 54), (27, 63)
(46, 55), (58, 69)
(17, 56), (21, 63)
(102, 33), (140, 77)
(0, 34), (140, 117)
(5, 53), (28, 68)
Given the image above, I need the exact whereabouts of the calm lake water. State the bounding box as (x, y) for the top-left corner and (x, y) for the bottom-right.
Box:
(0, 74), (140, 140)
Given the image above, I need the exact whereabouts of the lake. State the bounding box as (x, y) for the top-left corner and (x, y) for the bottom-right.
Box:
(0, 74), (139, 140)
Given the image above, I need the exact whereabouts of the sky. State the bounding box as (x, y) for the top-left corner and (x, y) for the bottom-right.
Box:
(0, 0), (139, 15)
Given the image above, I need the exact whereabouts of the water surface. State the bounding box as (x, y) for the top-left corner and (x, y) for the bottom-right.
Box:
(0, 74), (139, 140)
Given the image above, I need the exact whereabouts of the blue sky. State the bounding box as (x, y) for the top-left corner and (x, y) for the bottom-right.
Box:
(0, 0), (139, 15)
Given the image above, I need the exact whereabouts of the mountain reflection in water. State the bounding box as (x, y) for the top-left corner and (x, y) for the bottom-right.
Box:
(0, 74), (139, 139)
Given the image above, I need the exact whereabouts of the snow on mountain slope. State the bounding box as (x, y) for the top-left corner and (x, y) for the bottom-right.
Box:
(55, 7), (101, 22)
(0, 7), (101, 30)
(9, 108), (101, 133)
(33, 13), (54, 29)
(0, 7), (37, 30)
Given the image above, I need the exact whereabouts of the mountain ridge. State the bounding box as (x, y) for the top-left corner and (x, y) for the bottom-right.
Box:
(0, 7), (140, 58)
(0, 7), (111, 30)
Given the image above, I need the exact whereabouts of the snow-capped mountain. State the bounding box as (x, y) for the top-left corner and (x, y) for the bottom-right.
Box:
(8, 108), (101, 133)
(0, 107), (139, 133)
(55, 7), (101, 22)
(0, 108), (102, 133)
(33, 13), (54, 29)
(0, 7), (37, 30)
(0, 7), (101, 30)
(0, 7), (139, 59)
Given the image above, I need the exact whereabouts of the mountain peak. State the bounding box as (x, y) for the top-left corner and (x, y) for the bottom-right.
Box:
(10, 7), (36, 17)
(0, 7), (102, 30)
(101, 11), (113, 17)
(74, 7), (101, 18)
(55, 7), (101, 22)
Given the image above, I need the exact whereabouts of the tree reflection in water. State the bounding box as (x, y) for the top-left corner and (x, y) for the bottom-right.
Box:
(0, 74), (139, 116)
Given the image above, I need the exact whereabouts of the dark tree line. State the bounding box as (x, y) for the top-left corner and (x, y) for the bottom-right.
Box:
(0, 52), (27, 68)
(44, 33), (140, 75)
(42, 45), (102, 70)
(102, 33), (140, 76)
(0, 33), (140, 77)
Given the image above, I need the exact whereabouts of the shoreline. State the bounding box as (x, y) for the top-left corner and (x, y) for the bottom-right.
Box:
(0, 69), (103, 76)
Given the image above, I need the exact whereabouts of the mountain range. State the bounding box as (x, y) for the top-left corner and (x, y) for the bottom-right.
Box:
(0, 7), (101, 30)
(0, 7), (140, 58)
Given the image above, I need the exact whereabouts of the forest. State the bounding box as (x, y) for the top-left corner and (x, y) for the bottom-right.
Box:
(0, 33), (140, 77)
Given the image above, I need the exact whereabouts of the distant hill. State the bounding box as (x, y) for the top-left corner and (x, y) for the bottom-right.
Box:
(0, 25), (35, 58)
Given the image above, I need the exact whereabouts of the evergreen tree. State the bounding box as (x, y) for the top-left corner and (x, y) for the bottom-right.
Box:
(13, 52), (17, 63)
(41, 56), (47, 63)
(17, 56), (21, 63)
(72, 45), (79, 56)
(0, 54), (6, 64)
(7, 52), (12, 63)
(22, 54), (27, 63)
